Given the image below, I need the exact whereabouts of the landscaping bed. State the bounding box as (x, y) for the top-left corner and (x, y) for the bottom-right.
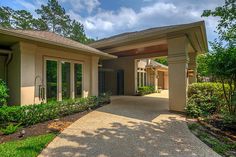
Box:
(0, 110), (89, 143)
(187, 121), (236, 157)
(0, 93), (111, 157)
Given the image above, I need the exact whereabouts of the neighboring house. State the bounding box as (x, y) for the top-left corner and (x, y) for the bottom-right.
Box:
(136, 59), (168, 91)
(0, 21), (208, 112)
(0, 28), (115, 105)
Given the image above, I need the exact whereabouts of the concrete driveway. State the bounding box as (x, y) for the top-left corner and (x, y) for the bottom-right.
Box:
(39, 91), (220, 157)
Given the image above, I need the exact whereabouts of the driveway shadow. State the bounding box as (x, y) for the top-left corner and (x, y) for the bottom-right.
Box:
(40, 116), (217, 157)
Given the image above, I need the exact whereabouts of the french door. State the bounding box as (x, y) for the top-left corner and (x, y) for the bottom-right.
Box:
(45, 58), (83, 102)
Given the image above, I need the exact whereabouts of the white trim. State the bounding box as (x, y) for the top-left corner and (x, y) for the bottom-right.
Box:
(44, 56), (84, 102)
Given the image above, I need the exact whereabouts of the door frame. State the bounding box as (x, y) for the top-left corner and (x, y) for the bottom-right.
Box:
(44, 56), (84, 102)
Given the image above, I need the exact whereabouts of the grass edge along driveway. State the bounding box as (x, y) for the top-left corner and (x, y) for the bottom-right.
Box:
(0, 133), (56, 157)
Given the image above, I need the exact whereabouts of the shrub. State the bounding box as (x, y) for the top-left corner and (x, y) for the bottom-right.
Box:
(0, 79), (8, 107)
(0, 123), (21, 135)
(137, 86), (155, 96)
(0, 93), (110, 127)
(186, 82), (229, 117)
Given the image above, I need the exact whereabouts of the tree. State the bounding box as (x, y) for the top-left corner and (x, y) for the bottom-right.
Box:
(0, 0), (93, 44)
(202, 0), (236, 43)
(69, 20), (87, 43)
(207, 42), (236, 114)
(36, 0), (71, 35)
(155, 57), (168, 66)
(202, 0), (236, 114)
(12, 10), (35, 29)
(0, 7), (13, 28)
(196, 54), (210, 77)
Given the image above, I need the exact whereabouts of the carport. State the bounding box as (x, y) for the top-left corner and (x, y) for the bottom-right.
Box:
(89, 21), (208, 112)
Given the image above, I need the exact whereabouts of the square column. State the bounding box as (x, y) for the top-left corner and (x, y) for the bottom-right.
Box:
(91, 56), (99, 96)
(168, 36), (189, 112)
(188, 53), (197, 84)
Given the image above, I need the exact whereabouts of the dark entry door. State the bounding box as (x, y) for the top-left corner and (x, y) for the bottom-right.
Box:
(117, 70), (124, 95)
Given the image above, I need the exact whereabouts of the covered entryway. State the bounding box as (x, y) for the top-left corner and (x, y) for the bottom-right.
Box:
(90, 21), (208, 112)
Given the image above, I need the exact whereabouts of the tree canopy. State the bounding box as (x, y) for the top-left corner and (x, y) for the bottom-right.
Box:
(202, 0), (236, 114)
(0, 0), (93, 44)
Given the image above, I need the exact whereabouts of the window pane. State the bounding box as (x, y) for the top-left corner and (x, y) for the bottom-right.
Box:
(46, 60), (57, 101)
(74, 63), (82, 98)
(137, 72), (140, 87)
(141, 72), (143, 87)
(62, 62), (71, 99)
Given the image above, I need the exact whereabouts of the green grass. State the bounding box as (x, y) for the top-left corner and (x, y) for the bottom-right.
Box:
(0, 133), (56, 157)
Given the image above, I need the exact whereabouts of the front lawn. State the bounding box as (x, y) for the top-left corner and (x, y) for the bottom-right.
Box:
(0, 133), (56, 157)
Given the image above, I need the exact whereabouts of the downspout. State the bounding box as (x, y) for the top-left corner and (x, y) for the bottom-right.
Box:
(0, 49), (13, 83)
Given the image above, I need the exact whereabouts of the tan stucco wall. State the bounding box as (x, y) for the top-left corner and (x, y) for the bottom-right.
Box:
(158, 71), (164, 89)
(8, 44), (21, 105)
(164, 71), (169, 89)
(17, 42), (99, 105)
(0, 56), (5, 80)
(102, 57), (135, 95)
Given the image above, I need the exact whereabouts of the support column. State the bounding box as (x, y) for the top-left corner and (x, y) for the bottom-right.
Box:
(168, 36), (189, 112)
(154, 68), (158, 91)
(91, 56), (99, 96)
(188, 53), (197, 84)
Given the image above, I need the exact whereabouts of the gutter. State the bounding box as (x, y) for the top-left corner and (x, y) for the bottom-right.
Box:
(0, 49), (13, 83)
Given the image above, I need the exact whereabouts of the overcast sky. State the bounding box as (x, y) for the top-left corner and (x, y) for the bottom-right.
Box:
(0, 0), (224, 42)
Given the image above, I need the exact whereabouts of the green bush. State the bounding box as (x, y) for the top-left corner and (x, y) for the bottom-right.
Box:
(137, 86), (155, 96)
(186, 82), (229, 117)
(0, 79), (8, 107)
(0, 123), (21, 135)
(0, 93), (110, 127)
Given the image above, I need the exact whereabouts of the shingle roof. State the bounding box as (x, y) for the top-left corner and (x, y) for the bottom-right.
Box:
(0, 27), (116, 58)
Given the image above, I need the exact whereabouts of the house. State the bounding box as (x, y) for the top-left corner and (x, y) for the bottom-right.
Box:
(0, 28), (116, 105)
(0, 21), (208, 112)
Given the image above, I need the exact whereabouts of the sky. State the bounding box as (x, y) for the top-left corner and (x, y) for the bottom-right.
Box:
(0, 0), (224, 42)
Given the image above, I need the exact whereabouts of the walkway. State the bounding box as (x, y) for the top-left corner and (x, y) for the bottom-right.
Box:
(39, 91), (220, 157)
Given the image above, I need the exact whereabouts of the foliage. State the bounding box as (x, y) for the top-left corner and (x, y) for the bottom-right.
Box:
(137, 86), (155, 96)
(186, 83), (229, 117)
(0, 133), (56, 157)
(35, 0), (71, 35)
(0, 0), (93, 43)
(196, 54), (210, 78)
(202, 0), (236, 43)
(0, 80), (8, 107)
(0, 94), (110, 127)
(0, 123), (21, 135)
(202, 0), (236, 115)
(154, 57), (168, 66)
(207, 42), (236, 114)
(188, 123), (236, 156)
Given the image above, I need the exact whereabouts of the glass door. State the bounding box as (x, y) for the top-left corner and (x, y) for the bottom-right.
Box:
(46, 60), (58, 102)
(61, 62), (71, 99)
(74, 63), (83, 98)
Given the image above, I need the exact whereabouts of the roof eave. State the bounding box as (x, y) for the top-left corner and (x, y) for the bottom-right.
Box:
(0, 28), (116, 59)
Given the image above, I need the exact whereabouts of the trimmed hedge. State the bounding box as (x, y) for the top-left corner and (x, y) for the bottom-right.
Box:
(0, 93), (110, 127)
(186, 82), (229, 117)
(137, 86), (155, 96)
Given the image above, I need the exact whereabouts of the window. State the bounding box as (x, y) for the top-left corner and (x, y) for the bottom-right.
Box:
(62, 62), (71, 99)
(74, 63), (83, 98)
(45, 58), (83, 102)
(46, 60), (58, 102)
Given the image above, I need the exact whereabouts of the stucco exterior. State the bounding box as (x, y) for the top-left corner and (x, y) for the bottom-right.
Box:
(16, 42), (99, 105)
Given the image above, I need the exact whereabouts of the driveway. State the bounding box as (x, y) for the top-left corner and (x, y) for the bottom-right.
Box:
(39, 91), (220, 157)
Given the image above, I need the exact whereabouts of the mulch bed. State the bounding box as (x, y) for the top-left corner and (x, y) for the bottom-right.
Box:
(0, 110), (90, 143)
